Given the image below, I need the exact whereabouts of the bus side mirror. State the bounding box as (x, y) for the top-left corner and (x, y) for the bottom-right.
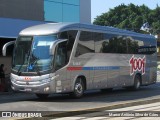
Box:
(2, 41), (15, 56)
(49, 39), (68, 55)
(49, 42), (56, 55)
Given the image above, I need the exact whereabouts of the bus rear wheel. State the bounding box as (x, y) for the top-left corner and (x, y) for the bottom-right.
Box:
(70, 78), (84, 98)
(127, 74), (141, 90)
(36, 94), (49, 99)
(133, 75), (141, 90)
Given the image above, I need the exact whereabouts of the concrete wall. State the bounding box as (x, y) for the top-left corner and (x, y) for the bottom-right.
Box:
(0, 0), (44, 21)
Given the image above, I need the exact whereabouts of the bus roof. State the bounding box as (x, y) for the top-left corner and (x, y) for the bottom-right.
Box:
(19, 23), (154, 38)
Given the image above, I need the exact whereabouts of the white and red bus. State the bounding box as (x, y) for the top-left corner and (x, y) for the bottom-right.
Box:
(3, 23), (157, 98)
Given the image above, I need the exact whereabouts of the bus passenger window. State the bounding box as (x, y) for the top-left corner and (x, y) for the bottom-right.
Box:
(59, 30), (78, 61)
(134, 37), (156, 55)
(54, 41), (67, 71)
(75, 31), (94, 57)
(127, 37), (139, 54)
(100, 34), (127, 54)
(94, 32), (103, 53)
(67, 31), (77, 60)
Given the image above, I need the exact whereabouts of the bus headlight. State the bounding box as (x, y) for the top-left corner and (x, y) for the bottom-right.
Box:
(11, 77), (16, 82)
(49, 73), (55, 78)
(41, 78), (51, 83)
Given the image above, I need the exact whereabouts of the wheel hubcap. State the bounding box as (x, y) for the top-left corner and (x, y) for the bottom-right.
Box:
(136, 80), (140, 89)
(75, 83), (83, 94)
(137, 81), (140, 88)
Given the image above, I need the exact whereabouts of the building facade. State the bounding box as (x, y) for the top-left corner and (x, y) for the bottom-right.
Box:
(44, 0), (80, 22)
(0, 0), (44, 21)
(0, 0), (91, 23)
(44, 0), (91, 23)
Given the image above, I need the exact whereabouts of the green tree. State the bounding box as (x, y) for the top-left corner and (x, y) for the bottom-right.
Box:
(93, 4), (160, 34)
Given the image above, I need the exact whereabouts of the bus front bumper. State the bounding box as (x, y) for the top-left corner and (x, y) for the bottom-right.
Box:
(11, 81), (55, 94)
(10, 73), (56, 94)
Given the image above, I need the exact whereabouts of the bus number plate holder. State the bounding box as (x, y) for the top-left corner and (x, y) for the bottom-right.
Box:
(24, 88), (32, 91)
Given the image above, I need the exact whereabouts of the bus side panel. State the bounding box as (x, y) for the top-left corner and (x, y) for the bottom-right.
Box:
(94, 69), (107, 89)
(55, 67), (71, 93)
(127, 54), (157, 86)
(90, 54), (117, 88)
(118, 55), (133, 87)
(69, 56), (94, 91)
(142, 54), (157, 85)
(84, 54), (137, 89)
(141, 55), (150, 85)
(88, 54), (107, 89)
(106, 54), (130, 88)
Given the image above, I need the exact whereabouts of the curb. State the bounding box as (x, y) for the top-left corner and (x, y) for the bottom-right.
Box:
(17, 96), (160, 120)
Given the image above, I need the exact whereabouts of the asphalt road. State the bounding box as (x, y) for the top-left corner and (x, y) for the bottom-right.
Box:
(0, 78), (159, 113)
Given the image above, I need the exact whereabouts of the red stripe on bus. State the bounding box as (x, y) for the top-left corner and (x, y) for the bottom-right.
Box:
(67, 67), (83, 71)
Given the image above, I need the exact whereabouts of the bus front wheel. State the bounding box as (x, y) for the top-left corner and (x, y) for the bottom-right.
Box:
(70, 78), (85, 98)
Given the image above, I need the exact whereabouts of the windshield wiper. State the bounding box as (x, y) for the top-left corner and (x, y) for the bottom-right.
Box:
(17, 62), (30, 76)
(17, 51), (31, 76)
(29, 57), (41, 76)
(17, 63), (24, 76)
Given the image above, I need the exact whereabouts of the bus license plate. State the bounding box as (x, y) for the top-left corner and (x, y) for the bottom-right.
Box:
(24, 88), (32, 91)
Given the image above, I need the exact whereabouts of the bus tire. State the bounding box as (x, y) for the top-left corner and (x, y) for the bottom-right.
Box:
(133, 74), (141, 90)
(70, 78), (84, 98)
(36, 94), (49, 99)
(127, 74), (141, 90)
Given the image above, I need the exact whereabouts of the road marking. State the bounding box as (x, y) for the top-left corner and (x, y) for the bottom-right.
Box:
(107, 102), (160, 111)
(50, 117), (85, 120)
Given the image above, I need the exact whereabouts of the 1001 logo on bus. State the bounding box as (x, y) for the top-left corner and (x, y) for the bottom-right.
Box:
(129, 55), (146, 75)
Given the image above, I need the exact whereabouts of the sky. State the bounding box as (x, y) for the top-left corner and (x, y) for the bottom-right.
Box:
(91, 0), (160, 22)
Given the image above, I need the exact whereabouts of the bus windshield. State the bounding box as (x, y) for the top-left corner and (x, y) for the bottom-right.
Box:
(12, 35), (57, 73)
